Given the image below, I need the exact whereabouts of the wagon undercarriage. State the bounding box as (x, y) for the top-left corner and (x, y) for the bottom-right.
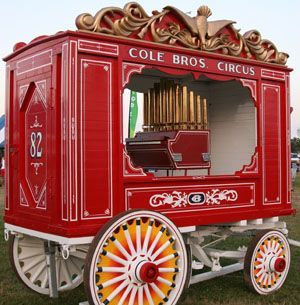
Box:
(5, 214), (297, 305)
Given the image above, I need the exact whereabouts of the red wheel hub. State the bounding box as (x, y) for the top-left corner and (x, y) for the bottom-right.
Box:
(274, 258), (286, 272)
(139, 262), (159, 283)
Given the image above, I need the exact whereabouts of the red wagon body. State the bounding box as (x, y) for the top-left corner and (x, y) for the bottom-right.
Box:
(3, 3), (296, 303)
(4, 30), (293, 240)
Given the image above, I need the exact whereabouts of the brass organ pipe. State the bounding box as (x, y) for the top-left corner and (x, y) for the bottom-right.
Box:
(203, 98), (208, 129)
(194, 92), (197, 129)
(175, 84), (180, 128)
(179, 85), (183, 129)
(196, 95), (202, 130)
(154, 83), (160, 131)
(169, 84), (174, 130)
(166, 80), (172, 130)
(151, 89), (155, 131)
(189, 90), (195, 130)
(160, 79), (167, 131)
(147, 90), (151, 131)
(182, 86), (188, 130)
(143, 81), (208, 132)
(164, 80), (168, 130)
(150, 88), (155, 131)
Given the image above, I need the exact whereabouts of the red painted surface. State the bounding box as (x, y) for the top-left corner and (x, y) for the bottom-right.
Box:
(138, 262), (159, 283)
(169, 131), (210, 169)
(274, 258), (286, 273)
(126, 131), (210, 169)
(262, 84), (281, 204)
(3, 30), (294, 238)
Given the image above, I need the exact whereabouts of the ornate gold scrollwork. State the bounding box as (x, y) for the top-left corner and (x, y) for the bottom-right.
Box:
(76, 2), (288, 65)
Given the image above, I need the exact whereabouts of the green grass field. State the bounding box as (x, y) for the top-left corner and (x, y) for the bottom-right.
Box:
(1, 176), (300, 305)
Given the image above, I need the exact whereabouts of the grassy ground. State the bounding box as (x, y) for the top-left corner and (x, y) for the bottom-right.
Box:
(0, 176), (300, 305)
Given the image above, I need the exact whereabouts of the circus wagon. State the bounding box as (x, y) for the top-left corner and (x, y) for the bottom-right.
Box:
(3, 3), (298, 305)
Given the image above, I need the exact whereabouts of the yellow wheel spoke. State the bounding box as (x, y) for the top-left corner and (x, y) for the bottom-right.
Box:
(102, 279), (130, 304)
(151, 237), (174, 261)
(100, 274), (127, 289)
(103, 250), (127, 266)
(155, 253), (178, 265)
(123, 224), (136, 256)
(147, 226), (165, 257)
(142, 219), (154, 253)
(150, 282), (167, 300)
(110, 236), (131, 260)
(136, 218), (142, 253)
(144, 284), (155, 305)
(138, 286), (144, 305)
(99, 267), (126, 273)
(158, 267), (179, 273)
(118, 283), (133, 305)
(128, 285), (138, 305)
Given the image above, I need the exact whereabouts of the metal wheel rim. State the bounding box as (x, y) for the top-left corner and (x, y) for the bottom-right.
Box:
(11, 234), (88, 294)
(249, 230), (290, 295)
(87, 210), (188, 305)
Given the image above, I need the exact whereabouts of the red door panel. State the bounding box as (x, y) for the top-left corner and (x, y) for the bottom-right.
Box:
(262, 83), (281, 204)
(80, 57), (113, 220)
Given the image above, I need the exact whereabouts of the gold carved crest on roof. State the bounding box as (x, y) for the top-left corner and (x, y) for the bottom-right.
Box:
(76, 2), (288, 65)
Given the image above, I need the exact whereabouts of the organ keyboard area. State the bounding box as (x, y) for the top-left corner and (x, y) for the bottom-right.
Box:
(126, 78), (211, 172)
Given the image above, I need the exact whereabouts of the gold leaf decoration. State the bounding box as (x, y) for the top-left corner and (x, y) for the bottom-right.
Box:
(243, 30), (288, 65)
(76, 2), (288, 65)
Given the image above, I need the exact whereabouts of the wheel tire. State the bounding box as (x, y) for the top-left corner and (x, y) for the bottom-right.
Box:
(8, 234), (88, 295)
(244, 229), (290, 295)
(84, 209), (188, 305)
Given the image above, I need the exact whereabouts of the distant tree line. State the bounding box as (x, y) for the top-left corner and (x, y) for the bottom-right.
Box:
(291, 137), (300, 153)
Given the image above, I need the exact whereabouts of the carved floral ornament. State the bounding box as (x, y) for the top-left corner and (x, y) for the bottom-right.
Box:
(76, 2), (288, 65)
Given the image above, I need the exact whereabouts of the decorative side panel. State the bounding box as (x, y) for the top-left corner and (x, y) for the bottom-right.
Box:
(25, 89), (47, 208)
(61, 43), (69, 220)
(18, 80), (49, 210)
(126, 183), (255, 213)
(16, 50), (52, 75)
(78, 40), (119, 56)
(261, 69), (285, 81)
(61, 41), (79, 221)
(69, 41), (78, 221)
(81, 59), (113, 220)
(262, 84), (281, 204)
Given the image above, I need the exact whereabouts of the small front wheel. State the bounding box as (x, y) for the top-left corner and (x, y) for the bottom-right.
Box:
(9, 234), (88, 295)
(84, 210), (188, 305)
(244, 229), (290, 295)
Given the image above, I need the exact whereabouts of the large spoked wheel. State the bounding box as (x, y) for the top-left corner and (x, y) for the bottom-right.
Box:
(9, 234), (88, 295)
(244, 229), (290, 295)
(84, 210), (188, 305)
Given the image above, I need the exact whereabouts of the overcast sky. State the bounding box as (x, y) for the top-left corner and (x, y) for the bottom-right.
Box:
(0, 0), (299, 136)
